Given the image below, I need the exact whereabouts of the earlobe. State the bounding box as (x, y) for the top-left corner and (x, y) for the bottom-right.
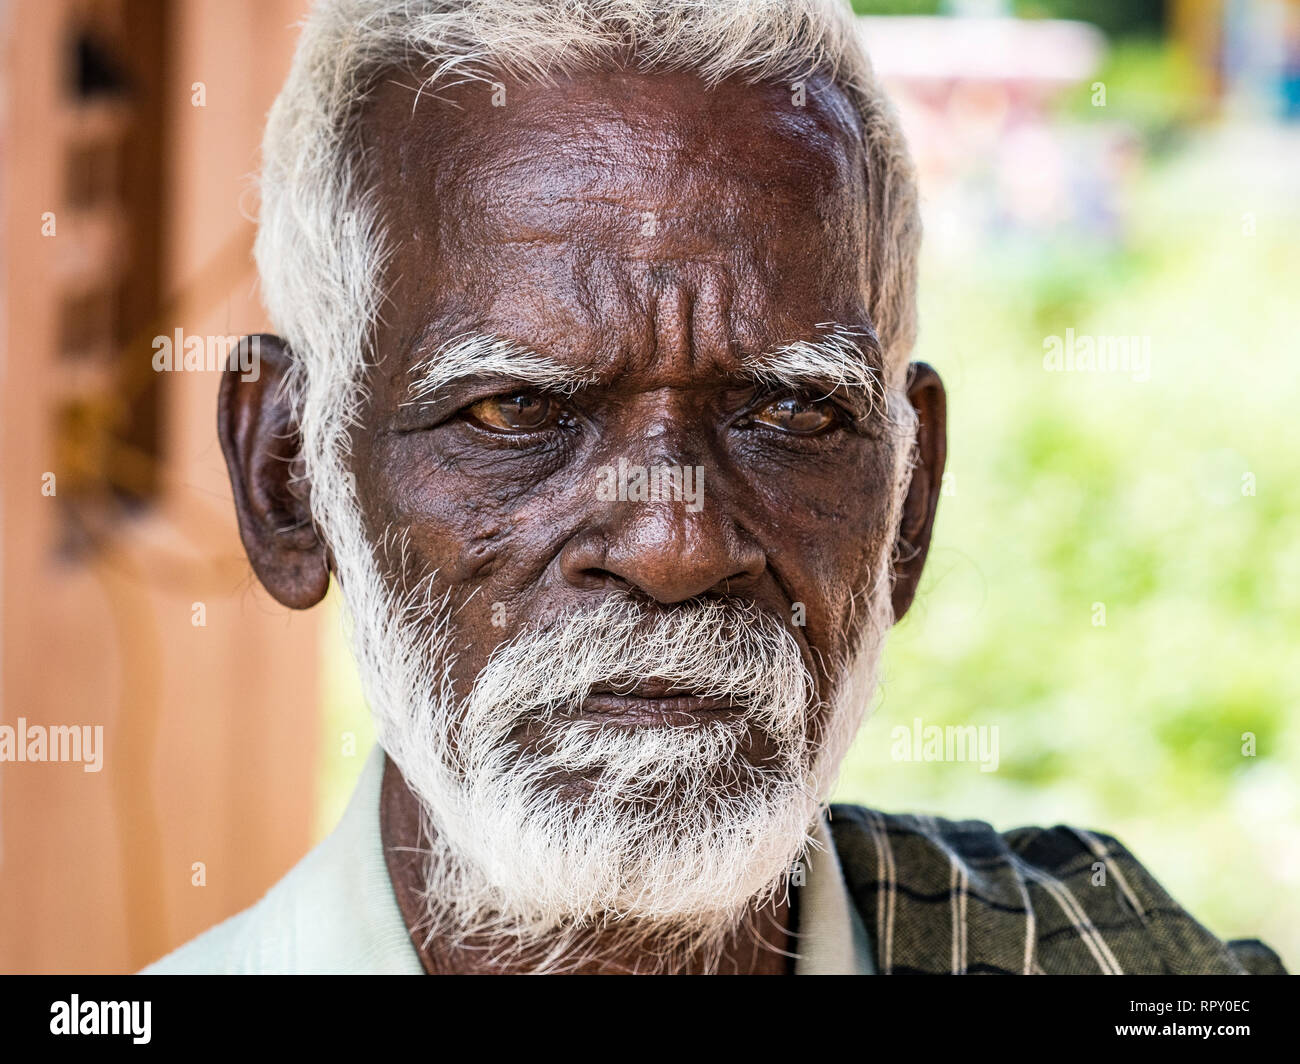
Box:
(218, 335), (330, 609)
(890, 361), (947, 622)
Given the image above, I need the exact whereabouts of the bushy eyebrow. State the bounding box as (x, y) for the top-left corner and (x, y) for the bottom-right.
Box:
(404, 322), (886, 415)
(404, 332), (596, 406)
(741, 322), (887, 417)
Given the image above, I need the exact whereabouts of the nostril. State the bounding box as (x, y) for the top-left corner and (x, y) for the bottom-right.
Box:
(576, 565), (633, 592)
(584, 538), (760, 604)
(558, 529), (623, 591)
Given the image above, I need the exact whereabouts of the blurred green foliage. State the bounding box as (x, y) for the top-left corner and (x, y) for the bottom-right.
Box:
(1058, 36), (1208, 146)
(836, 122), (1300, 970)
(851, 0), (945, 15)
(1016, 0), (1163, 38)
(850, 0), (1165, 39)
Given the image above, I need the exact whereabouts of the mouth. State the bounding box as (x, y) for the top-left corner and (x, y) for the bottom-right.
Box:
(573, 680), (743, 727)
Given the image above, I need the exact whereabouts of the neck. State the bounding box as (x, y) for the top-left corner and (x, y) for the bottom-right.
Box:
(380, 757), (796, 974)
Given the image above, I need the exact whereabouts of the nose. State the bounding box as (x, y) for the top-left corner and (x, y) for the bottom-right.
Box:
(560, 469), (766, 604)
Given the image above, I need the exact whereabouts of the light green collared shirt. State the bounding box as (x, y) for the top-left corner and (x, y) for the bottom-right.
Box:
(144, 744), (873, 975)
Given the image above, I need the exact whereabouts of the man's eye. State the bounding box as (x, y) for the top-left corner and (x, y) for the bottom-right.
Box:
(465, 392), (559, 432)
(752, 395), (839, 436)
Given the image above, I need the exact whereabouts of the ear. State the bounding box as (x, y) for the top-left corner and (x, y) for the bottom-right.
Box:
(218, 335), (330, 609)
(890, 361), (947, 623)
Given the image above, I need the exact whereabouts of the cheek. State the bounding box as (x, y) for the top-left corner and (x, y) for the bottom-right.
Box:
(355, 436), (581, 635)
(351, 445), (542, 702)
(352, 438), (509, 583)
(754, 442), (899, 660)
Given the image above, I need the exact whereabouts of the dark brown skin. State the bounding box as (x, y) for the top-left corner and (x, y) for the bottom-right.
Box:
(219, 66), (946, 974)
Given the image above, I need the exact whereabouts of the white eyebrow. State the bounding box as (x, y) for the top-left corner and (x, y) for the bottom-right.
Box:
(404, 323), (886, 415)
(744, 322), (887, 417)
(405, 332), (596, 405)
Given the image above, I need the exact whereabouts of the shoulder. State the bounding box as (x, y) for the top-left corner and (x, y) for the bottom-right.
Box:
(827, 805), (1286, 975)
(140, 745), (422, 975)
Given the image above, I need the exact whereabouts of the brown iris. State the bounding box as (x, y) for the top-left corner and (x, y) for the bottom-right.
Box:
(753, 395), (838, 435)
(467, 392), (557, 432)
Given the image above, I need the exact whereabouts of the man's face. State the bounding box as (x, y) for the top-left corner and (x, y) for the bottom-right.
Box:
(350, 68), (902, 753)
(224, 64), (943, 942)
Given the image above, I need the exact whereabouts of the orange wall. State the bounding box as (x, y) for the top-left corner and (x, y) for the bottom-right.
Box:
(1, 0), (318, 973)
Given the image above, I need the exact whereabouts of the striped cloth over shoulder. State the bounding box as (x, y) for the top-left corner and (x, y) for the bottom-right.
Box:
(827, 805), (1287, 975)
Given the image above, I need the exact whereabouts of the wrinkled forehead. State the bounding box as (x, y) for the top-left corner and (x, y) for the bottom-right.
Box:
(358, 65), (872, 378)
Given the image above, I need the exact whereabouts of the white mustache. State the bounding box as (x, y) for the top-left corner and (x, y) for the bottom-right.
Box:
(456, 594), (815, 748)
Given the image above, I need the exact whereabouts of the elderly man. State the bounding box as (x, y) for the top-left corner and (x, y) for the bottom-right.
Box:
(145, 0), (1282, 975)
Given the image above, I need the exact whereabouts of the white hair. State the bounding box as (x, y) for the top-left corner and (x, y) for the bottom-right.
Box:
(255, 0), (921, 568)
(254, 0), (922, 968)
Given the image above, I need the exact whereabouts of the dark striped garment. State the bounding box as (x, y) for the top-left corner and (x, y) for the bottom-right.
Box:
(827, 805), (1287, 975)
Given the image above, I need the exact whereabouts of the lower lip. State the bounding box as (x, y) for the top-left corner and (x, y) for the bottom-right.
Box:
(573, 693), (742, 726)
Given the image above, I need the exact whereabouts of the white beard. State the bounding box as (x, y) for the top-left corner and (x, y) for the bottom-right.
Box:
(318, 434), (903, 970)
(333, 554), (893, 970)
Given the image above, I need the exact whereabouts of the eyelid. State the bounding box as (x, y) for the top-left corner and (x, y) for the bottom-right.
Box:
(439, 383), (559, 419)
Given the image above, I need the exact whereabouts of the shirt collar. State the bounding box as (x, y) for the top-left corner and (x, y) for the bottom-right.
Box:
(794, 812), (875, 974)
